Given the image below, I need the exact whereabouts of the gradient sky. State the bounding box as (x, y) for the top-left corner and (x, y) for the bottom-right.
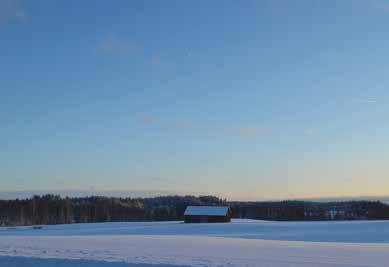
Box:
(1, 0), (389, 200)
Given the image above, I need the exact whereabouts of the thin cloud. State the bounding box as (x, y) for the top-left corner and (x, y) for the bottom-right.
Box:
(151, 54), (161, 66)
(139, 114), (158, 125)
(304, 128), (319, 136)
(371, 0), (389, 13)
(137, 114), (272, 139)
(353, 98), (377, 104)
(150, 177), (170, 182)
(97, 34), (137, 56)
(175, 119), (194, 130)
(236, 127), (272, 138)
(0, 0), (29, 26)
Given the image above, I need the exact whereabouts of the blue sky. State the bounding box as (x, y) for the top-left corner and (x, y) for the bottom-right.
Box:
(1, 0), (389, 200)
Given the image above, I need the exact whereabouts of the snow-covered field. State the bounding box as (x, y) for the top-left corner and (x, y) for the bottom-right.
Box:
(1, 219), (389, 267)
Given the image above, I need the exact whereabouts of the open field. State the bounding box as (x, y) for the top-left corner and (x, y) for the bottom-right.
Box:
(1, 219), (389, 266)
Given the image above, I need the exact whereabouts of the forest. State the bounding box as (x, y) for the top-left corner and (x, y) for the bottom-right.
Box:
(1, 195), (389, 226)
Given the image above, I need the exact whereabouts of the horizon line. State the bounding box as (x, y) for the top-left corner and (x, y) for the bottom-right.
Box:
(0, 189), (389, 203)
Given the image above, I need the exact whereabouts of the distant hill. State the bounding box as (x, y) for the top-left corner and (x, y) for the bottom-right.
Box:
(297, 196), (389, 205)
(1, 190), (389, 204)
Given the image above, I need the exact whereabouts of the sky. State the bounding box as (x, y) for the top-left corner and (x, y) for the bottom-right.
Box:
(1, 0), (389, 200)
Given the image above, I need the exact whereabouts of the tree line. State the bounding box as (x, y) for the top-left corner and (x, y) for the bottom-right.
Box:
(231, 200), (389, 221)
(1, 195), (389, 226)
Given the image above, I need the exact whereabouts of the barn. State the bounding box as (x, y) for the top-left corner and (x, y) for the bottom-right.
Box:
(184, 206), (232, 223)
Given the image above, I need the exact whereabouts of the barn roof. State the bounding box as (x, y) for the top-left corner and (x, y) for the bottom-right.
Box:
(184, 206), (229, 216)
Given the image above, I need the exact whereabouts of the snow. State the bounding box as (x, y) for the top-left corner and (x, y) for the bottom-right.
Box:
(1, 219), (389, 266)
(184, 206), (229, 216)
(2, 219), (389, 243)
